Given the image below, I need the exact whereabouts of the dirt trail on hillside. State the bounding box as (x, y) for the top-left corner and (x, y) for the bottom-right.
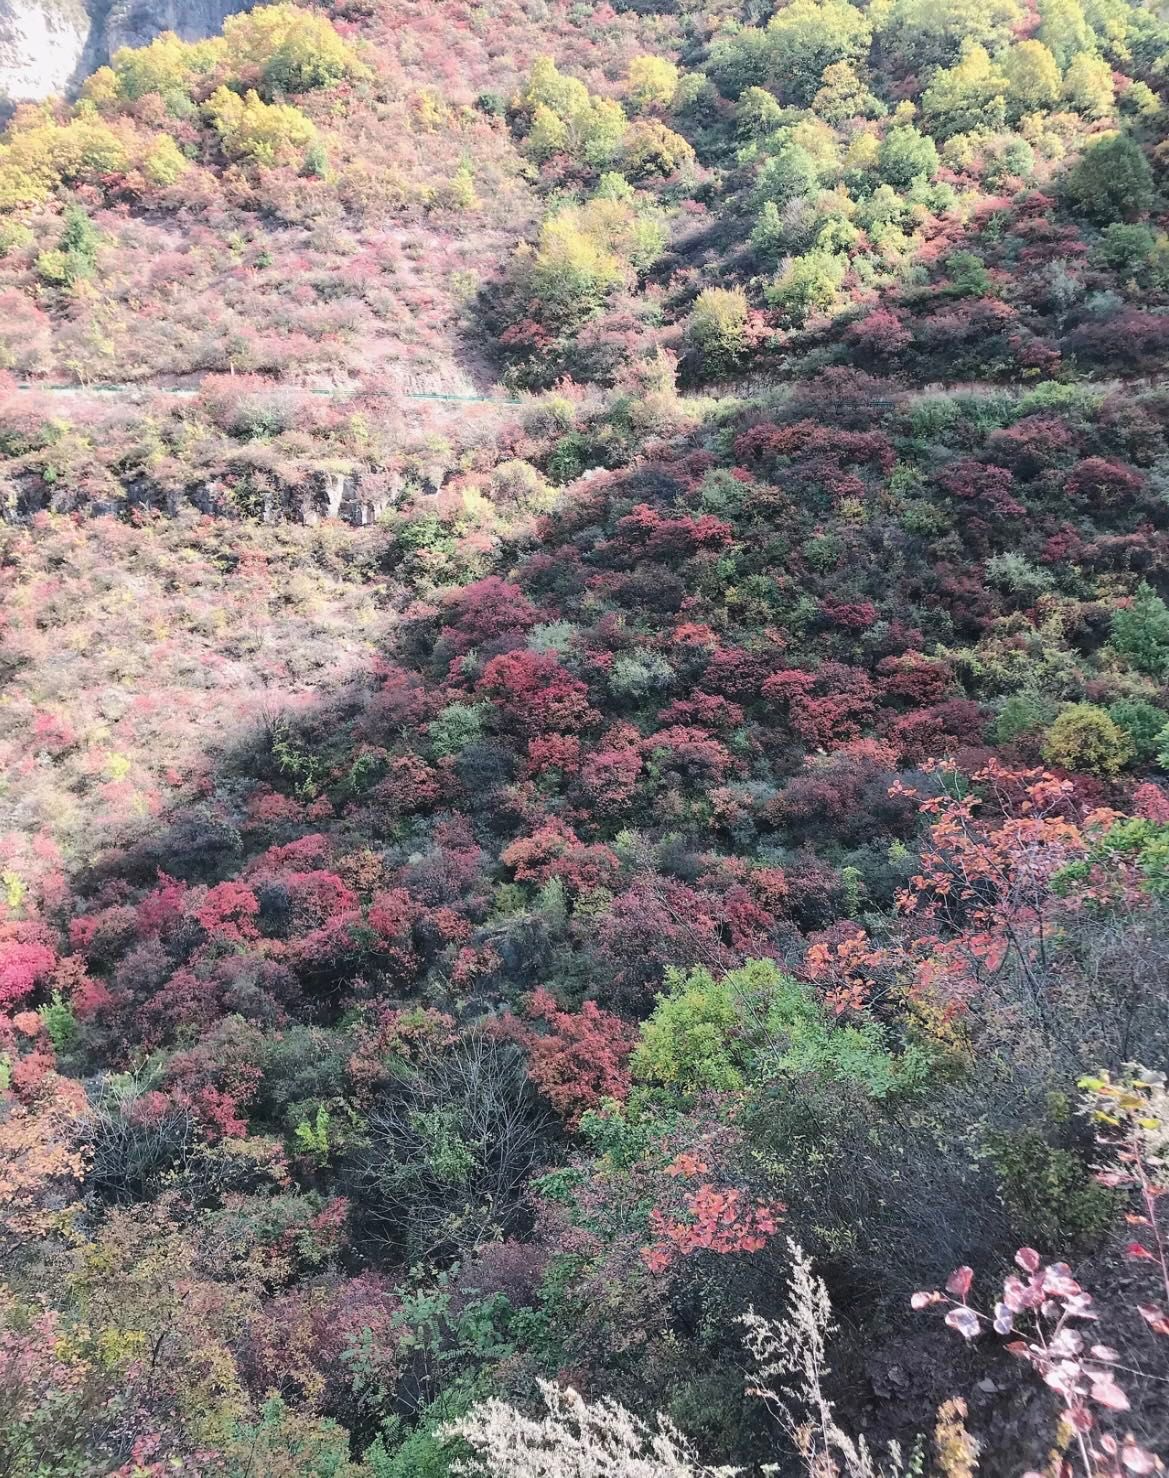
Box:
(9, 378), (519, 405)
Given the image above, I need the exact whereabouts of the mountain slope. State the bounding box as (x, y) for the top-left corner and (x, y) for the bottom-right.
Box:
(2, 1), (1169, 1474)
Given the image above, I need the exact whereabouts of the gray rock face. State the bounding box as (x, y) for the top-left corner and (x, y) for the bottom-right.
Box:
(102, 0), (252, 57)
(0, 0), (253, 101)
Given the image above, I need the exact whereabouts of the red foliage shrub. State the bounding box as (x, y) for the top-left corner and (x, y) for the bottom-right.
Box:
(248, 835), (333, 876)
(877, 652), (954, 707)
(643, 1180), (782, 1273)
(368, 887), (419, 943)
(766, 740), (912, 845)
(657, 692), (745, 730)
(286, 912), (364, 974)
(641, 725), (735, 784)
(1063, 308), (1169, 373)
(596, 877), (730, 1008)
(820, 598), (878, 631)
(214, 955), (301, 1022)
(440, 576), (538, 656)
(733, 421), (809, 466)
(505, 987), (637, 1129)
(937, 459), (1025, 517)
(1132, 782), (1169, 823)
(702, 646), (768, 700)
(242, 1272), (402, 1418)
(31, 711), (78, 755)
(135, 873), (189, 938)
(916, 297), (1017, 353)
(579, 730), (644, 814)
(987, 416), (1076, 477)
(501, 821), (621, 894)
(1063, 457), (1144, 507)
(610, 504), (734, 563)
(361, 663), (431, 735)
(283, 871), (359, 932)
(246, 790), (307, 829)
(137, 965), (225, 1046)
(191, 1084), (250, 1140)
(733, 419), (895, 476)
(809, 426), (897, 472)
(848, 308), (912, 361)
(195, 881), (262, 943)
(524, 733), (583, 778)
(9, 1048), (58, 1099)
(788, 694), (874, 748)
(478, 649), (596, 735)
(718, 884), (776, 954)
(374, 754), (443, 813)
(0, 924), (57, 1009)
(764, 663), (877, 748)
(69, 904), (138, 965)
(52, 955), (111, 1019)
(367, 887), (422, 982)
(885, 700), (987, 764)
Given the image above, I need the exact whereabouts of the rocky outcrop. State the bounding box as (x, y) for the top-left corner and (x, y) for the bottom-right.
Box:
(2, 462), (405, 526)
(296, 469), (402, 528)
(0, 0), (254, 101)
(101, 0), (253, 59)
(0, 0), (92, 100)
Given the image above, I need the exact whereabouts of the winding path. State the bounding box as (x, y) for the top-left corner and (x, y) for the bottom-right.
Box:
(12, 380), (519, 405)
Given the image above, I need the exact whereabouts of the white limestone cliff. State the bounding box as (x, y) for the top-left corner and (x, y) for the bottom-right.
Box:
(0, 0), (93, 100)
(0, 0), (253, 101)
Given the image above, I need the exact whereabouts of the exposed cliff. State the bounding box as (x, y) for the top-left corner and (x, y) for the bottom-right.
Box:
(0, 0), (252, 100)
(0, 0), (93, 99)
(101, 0), (252, 58)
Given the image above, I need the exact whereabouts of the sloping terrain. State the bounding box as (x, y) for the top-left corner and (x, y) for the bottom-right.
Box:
(3, 1), (1169, 1475)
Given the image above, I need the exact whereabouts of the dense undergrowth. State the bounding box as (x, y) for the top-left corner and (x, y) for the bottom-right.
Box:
(3, 0), (1169, 1473)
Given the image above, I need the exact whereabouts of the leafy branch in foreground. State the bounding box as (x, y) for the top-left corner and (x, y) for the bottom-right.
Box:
(914, 1067), (1169, 1478)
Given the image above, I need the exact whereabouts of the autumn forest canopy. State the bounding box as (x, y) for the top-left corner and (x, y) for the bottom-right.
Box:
(4, 0), (1169, 1471)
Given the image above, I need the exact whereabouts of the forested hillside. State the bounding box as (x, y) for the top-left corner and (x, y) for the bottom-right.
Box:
(3, 0), (1169, 1472)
